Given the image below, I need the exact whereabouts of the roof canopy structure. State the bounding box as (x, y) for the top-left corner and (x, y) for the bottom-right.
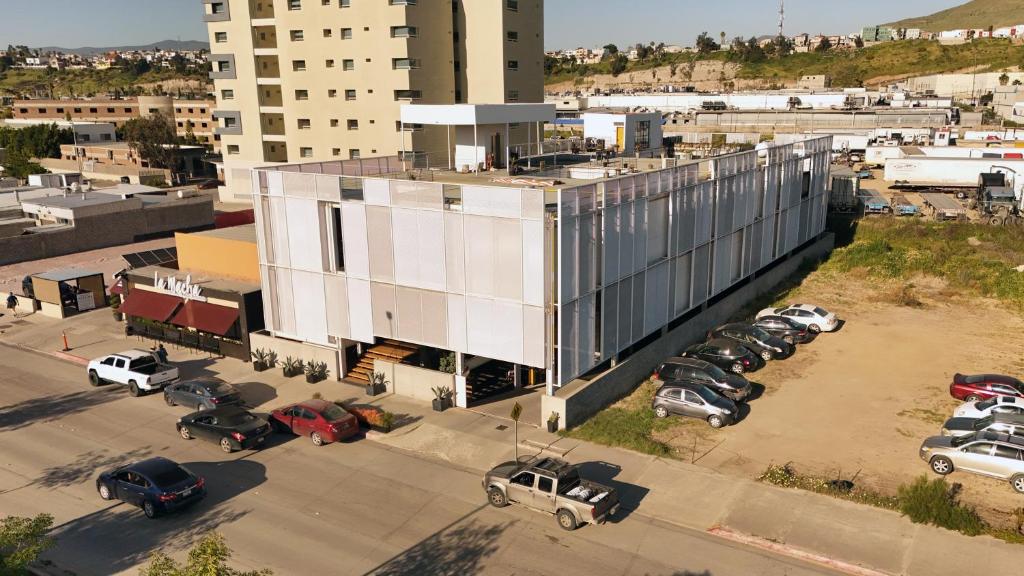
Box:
(399, 103), (555, 126)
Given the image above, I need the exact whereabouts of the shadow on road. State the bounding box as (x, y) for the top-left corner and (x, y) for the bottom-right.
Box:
(364, 504), (512, 576)
(33, 446), (158, 489)
(0, 387), (123, 432)
(45, 458), (267, 574)
(575, 461), (649, 523)
(234, 381), (278, 408)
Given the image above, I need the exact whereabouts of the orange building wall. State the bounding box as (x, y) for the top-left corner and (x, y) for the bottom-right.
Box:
(174, 232), (259, 284)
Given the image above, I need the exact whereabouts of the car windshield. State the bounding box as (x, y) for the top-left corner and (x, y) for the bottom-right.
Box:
(320, 404), (349, 421)
(974, 416), (994, 430)
(976, 399), (998, 411)
(748, 326), (772, 340)
(705, 364), (728, 380)
(220, 411), (257, 426)
(813, 307), (828, 316)
(695, 385), (720, 404)
(211, 383), (236, 395)
(151, 466), (191, 488)
(774, 306), (787, 314)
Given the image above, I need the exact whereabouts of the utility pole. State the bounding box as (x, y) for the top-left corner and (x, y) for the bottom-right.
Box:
(778, 0), (785, 38)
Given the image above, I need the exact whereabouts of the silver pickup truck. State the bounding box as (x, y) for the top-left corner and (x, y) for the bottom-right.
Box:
(483, 456), (620, 530)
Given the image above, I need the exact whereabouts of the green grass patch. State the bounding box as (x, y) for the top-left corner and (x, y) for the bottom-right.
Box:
(759, 463), (901, 510)
(561, 380), (674, 457)
(0, 67), (206, 98)
(898, 476), (986, 536)
(822, 219), (1024, 309)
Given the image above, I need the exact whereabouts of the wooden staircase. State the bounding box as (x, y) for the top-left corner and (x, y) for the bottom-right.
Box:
(345, 339), (419, 383)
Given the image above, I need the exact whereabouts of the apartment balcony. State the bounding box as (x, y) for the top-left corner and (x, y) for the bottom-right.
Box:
(249, 0), (274, 19)
(255, 55), (281, 83)
(260, 112), (286, 138)
(259, 85), (284, 108)
(263, 142), (287, 163)
(252, 25), (277, 55)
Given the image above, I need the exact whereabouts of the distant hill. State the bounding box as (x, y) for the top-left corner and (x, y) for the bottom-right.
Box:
(34, 40), (209, 56)
(886, 0), (1024, 32)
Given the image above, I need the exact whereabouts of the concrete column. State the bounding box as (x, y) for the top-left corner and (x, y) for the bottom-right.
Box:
(455, 353), (467, 408)
(337, 343), (348, 381)
(545, 368), (555, 396)
(513, 363), (522, 389)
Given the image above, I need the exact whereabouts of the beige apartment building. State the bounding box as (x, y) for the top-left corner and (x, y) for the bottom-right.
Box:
(203, 0), (543, 201)
(12, 96), (220, 152)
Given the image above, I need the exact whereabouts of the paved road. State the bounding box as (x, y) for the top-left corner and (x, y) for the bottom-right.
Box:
(0, 345), (838, 576)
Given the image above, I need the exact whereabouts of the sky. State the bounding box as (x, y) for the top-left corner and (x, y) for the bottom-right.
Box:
(0, 0), (968, 50)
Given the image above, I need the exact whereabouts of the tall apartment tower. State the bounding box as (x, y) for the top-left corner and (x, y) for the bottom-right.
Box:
(202, 0), (543, 201)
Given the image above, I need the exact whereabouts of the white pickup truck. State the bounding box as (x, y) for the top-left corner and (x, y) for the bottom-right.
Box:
(87, 350), (179, 397)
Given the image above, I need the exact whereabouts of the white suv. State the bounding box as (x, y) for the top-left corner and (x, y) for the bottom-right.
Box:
(756, 304), (839, 333)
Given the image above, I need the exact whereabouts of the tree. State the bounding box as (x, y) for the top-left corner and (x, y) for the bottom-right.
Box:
(999, 72), (1010, 86)
(695, 32), (719, 54)
(609, 54), (628, 77)
(854, 36), (865, 49)
(0, 513), (54, 573)
(121, 112), (181, 170)
(603, 44), (618, 57)
(815, 37), (833, 53)
(1014, 79), (1022, 86)
(140, 533), (271, 576)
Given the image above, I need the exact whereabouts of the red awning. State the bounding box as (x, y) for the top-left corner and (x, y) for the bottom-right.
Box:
(169, 300), (240, 336)
(109, 278), (125, 295)
(118, 290), (183, 322)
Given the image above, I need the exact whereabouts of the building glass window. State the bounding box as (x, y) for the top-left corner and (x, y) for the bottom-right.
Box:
(394, 89), (422, 100)
(345, 89), (357, 100)
(290, 30), (305, 41)
(298, 119), (311, 129)
(221, 89), (234, 100)
(326, 59), (335, 68)
(227, 144), (240, 154)
(342, 59), (355, 70)
(328, 89), (337, 97)
(292, 60), (307, 71)
(288, 0), (302, 10)
(215, 31), (228, 42)
(295, 89), (309, 100)
(506, 0), (518, 10)
(507, 60), (519, 70)
(390, 26), (417, 38)
(507, 31), (518, 42)
(341, 28), (353, 39)
(300, 147), (314, 158)
(349, 149), (360, 159)
(347, 119), (359, 130)
(327, 205), (345, 271)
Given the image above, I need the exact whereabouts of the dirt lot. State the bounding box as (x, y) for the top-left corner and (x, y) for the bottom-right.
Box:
(577, 223), (1024, 529)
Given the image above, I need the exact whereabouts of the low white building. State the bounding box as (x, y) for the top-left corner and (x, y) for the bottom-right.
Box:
(582, 110), (663, 154)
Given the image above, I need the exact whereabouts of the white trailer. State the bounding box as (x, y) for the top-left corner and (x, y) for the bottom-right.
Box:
(865, 146), (904, 167)
(885, 157), (1024, 195)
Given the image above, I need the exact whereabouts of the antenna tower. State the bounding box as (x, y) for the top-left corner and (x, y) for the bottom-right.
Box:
(778, 0), (785, 38)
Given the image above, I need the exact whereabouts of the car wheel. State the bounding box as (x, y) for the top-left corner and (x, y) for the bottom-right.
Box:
(708, 414), (725, 428)
(179, 426), (192, 440)
(219, 437), (234, 453)
(557, 509), (578, 531)
(654, 406), (669, 419)
(88, 370), (102, 387)
(808, 324), (822, 334)
(964, 395), (980, 402)
(128, 381), (140, 397)
(730, 362), (744, 374)
(487, 487), (507, 508)
(164, 393), (175, 406)
(143, 500), (157, 519)
(930, 456), (954, 475)
(98, 483), (112, 500)
(760, 350), (773, 362)
(311, 431), (325, 446)
(1011, 475), (1024, 494)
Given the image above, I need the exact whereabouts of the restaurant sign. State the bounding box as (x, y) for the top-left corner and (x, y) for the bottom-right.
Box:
(154, 272), (207, 302)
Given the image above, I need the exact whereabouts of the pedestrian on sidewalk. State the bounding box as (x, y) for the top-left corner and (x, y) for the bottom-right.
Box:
(6, 292), (17, 317)
(156, 343), (168, 364)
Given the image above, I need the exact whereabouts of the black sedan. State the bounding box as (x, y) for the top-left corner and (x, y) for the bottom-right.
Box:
(176, 406), (272, 453)
(164, 377), (243, 411)
(708, 323), (794, 361)
(683, 338), (764, 374)
(96, 457), (205, 519)
(752, 315), (813, 345)
(654, 357), (751, 402)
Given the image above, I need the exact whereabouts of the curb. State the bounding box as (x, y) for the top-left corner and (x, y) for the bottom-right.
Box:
(706, 526), (893, 576)
(52, 350), (90, 366)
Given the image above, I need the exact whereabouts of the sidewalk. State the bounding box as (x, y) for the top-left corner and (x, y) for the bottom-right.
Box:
(11, 311), (1024, 575)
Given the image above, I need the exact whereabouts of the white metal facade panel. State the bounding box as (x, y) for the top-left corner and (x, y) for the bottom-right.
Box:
(444, 213), (466, 293)
(464, 215), (496, 297)
(370, 281), (397, 338)
(324, 274), (350, 339)
(291, 270), (328, 346)
(462, 185), (522, 218)
(274, 267), (296, 337)
(340, 203), (370, 279)
(522, 219), (545, 307)
(523, 305), (545, 368)
(284, 197), (321, 272)
(347, 278), (374, 343)
(366, 206), (395, 282)
(363, 178), (391, 206)
(447, 293), (467, 352)
(493, 219), (523, 301)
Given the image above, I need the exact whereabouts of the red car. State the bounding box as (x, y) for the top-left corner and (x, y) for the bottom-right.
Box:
(949, 374), (1024, 402)
(270, 399), (359, 446)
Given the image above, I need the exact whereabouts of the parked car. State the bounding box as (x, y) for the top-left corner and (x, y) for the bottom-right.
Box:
(87, 350), (179, 396)
(269, 399), (359, 446)
(752, 315), (813, 345)
(652, 382), (738, 428)
(96, 457), (205, 519)
(919, 431), (1024, 493)
(164, 377), (244, 411)
(954, 396), (1024, 419)
(682, 338), (764, 374)
(652, 357), (751, 402)
(708, 323), (794, 361)
(176, 406), (272, 453)
(941, 413), (1024, 438)
(755, 304), (839, 334)
(483, 456), (620, 531)
(949, 373), (1024, 402)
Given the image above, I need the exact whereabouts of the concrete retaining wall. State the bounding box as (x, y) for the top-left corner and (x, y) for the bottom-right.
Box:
(249, 331), (340, 381)
(542, 233), (835, 429)
(374, 359), (454, 402)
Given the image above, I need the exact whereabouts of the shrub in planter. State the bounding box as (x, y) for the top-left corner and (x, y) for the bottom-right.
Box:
(304, 361), (329, 383)
(366, 371), (389, 396)
(251, 348), (273, 372)
(109, 293), (123, 321)
(282, 357), (303, 378)
(342, 403), (396, 433)
(547, 411), (560, 433)
(431, 385), (454, 412)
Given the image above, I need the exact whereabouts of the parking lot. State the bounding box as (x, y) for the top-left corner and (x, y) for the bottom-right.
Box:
(594, 257), (1024, 528)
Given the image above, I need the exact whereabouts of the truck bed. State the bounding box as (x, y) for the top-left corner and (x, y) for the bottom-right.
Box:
(559, 479), (619, 521)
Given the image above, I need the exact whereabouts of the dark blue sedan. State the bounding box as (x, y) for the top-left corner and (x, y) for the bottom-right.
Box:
(96, 457), (206, 519)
